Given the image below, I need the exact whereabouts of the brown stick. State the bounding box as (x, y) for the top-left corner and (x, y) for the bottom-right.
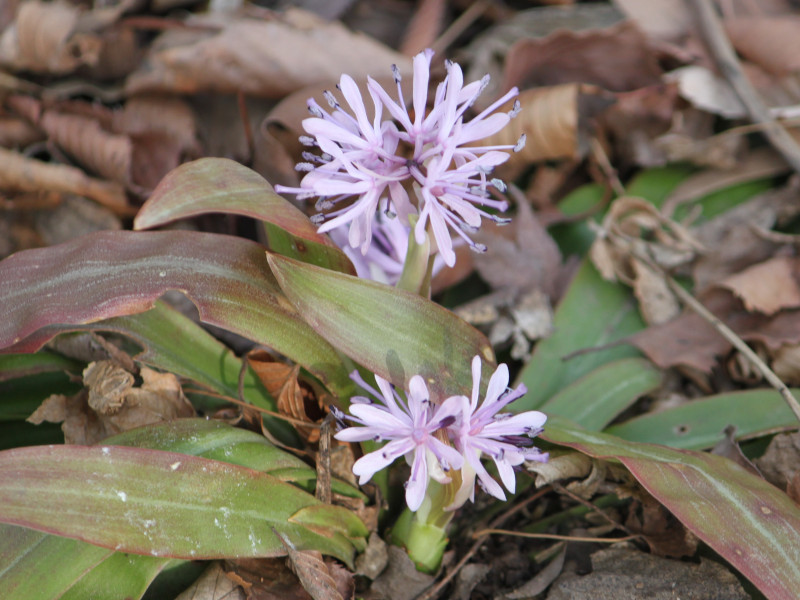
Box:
(688, 0), (800, 175)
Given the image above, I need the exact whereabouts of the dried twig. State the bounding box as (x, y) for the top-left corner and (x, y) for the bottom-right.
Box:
(631, 245), (800, 424)
(471, 529), (641, 544)
(688, 0), (800, 175)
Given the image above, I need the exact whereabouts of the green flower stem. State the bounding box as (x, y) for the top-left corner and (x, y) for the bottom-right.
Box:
(391, 478), (460, 573)
(396, 216), (434, 297)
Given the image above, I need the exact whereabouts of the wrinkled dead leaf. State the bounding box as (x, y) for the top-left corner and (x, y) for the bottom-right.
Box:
(754, 431), (800, 493)
(125, 9), (410, 98)
(277, 532), (352, 600)
(502, 20), (662, 93)
(612, 0), (693, 39)
(0, 1), (101, 74)
(28, 361), (194, 443)
(503, 545), (566, 600)
(370, 546), (434, 600)
(0, 147), (130, 215)
(175, 562), (246, 600)
(726, 16), (800, 77)
(719, 255), (800, 316)
(689, 183), (800, 291)
(625, 494), (699, 558)
(665, 65), (746, 119)
(247, 351), (325, 443)
(355, 532), (388, 580)
(590, 196), (700, 324)
(526, 451), (593, 488)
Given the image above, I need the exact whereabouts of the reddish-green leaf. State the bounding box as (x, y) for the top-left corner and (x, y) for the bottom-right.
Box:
(0, 230), (351, 395)
(543, 419), (800, 600)
(0, 444), (365, 565)
(134, 158), (353, 273)
(268, 253), (493, 398)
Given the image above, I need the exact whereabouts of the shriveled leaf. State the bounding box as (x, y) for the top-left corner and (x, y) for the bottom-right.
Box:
(0, 230), (351, 395)
(719, 256), (800, 316)
(0, 444), (365, 565)
(277, 532), (347, 600)
(268, 254), (493, 398)
(134, 158), (352, 273)
(543, 419), (800, 599)
(175, 563), (244, 600)
(125, 9), (410, 98)
(96, 301), (277, 414)
(605, 388), (800, 450)
(515, 259), (644, 410)
(541, 358), (662, 430)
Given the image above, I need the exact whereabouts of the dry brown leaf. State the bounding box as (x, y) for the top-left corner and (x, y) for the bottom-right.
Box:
(483, 84), (615, 174)
(526, 451), (593, 488)
(753, 431), (800, 493)
(125, 9), (411, 98)
(175, 562), (246, 600)
(719, 255), (800, 315)
(611, 0), (693, 39)
(247, 351), (325, 443)
(726, 16), (800, 77)
(370, 546), (435, 600)
(0, 1), (102, 74)
(355, 532), (388, 580)
(502, 20), (662, 93)
(0, 115), (43, 147)
(277, 532), (352, 600)
(112, 95), (199, 154)
(225, 557), (316, 600)
(29, 361), (194, 443)
(0, 147), (130, 215)
(771, 343), (800, 385)
(398, 0), (446, 56)
(665, 65), (746, 119)
(589, 196), (701, 324)
(689, 183), (800, 291)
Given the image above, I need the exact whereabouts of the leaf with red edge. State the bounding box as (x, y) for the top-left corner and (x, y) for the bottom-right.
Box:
(0, 444), (365, 565)
(0, 230), (351, 395)
(134, 158), (353, 274)
(543, 418), (800, 600)
(268, 253), (494, 398)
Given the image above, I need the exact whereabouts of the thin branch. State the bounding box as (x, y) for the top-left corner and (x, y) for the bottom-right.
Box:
(688, 0), (800, 175)
(472, 529), (641, 544)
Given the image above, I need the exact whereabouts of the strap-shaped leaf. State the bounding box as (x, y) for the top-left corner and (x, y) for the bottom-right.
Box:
(544, 419), (800, 600)
(134, 158), (353, 274)
(0, 444), (365, 565)
(268, 253), (493, 399)
(0, 230), (351, 395)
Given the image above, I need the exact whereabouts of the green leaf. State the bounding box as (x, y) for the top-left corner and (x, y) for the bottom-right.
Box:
(0, 524), (112, 600)
(0, 371), (80, 421)
(0, 230), (351, 396)
(516, 259), (644, 410)
(268, 253), (493, 398)
(605, 388), (799, 449)
(0, 444), (365, 565)
(95, 302), (275, 409)
(543, 419), (800, 600)
(625, 165), (695, 209)
(59, 553), (171, 600)
(0, 352), (82, 382)
(134, 158), (353, 273)
(541, 358), (662, 430)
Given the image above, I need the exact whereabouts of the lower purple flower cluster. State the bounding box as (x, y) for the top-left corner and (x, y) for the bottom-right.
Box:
(333, 356), (548, 511)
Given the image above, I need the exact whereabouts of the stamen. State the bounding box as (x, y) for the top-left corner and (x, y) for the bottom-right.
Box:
(310, 214), (325, 224)
(491, 178), (507, 192)
(509, 100), (521, 119)
(514, 134), (527, 153)
(295, 162), (315, 172)
(323, 90), (338, 109)
(391, 64), (402, 84)
(298, 135), (316, 146)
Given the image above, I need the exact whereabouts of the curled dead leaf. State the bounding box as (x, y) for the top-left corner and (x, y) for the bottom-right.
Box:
(481, 84), (615, 175)
(590, 196), (702, 324)
(0, 1), (102, 74)
(28, 360), (194, 444)
(526, 451), (593, 488)
(718, 255), (800, 316)
(125, 9), (411, 98)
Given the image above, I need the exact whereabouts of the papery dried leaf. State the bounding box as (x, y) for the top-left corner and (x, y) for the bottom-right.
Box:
(113, 95), (198, 154)
(355, 532), (388, 580)
(248, 352), (324, 443)
(175, 562), (246, 600)
(753, 431), (800, 492)
(40, 110), (131, 184)
(27, 390), (113, 445)
(719, 256), (800, 316)
(0, 147), (130, 215)
(125, 10), (410, 98)
(278, 532), (349, 600)
(689, 184), (800, 291)
(726, 17), (800, 77)
(612, 0), (692, 39)
(502, 21), (662, 93)
(84, 361), (134, 415)
(483, 84), (614, 173)
(0, 1), (102, 74)
(399, 0), (445, 56)
(0, 115), (43, 147)
(665, 65), (746, 119)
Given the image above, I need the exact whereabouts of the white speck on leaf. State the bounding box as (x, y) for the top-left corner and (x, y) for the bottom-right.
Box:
(117, 491), (127, 502)
(170, 461), (181, 470)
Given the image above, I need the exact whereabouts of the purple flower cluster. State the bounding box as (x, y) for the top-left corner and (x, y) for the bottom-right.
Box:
(333, 356), (547, 512)
(275, 49), (523, 268)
